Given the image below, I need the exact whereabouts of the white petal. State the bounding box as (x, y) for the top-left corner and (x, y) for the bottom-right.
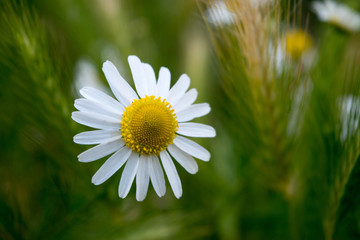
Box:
(148, 155), (166, 197)
(128, 55), (147, 98)
(74, 130), (121, 145)
(173, 89), (198, 113)
(74, 98), (122, 119)
(176, 103), (211, 122)
(311, 2), (329, 21)
(136, 155), (150, 201)
(77, 139), (125, 162)
(102, 61), (138, 106)
(167, 144), (198, 174)
(142, 63), (156, 95)
(91, 146), (132, 185)
(156, 67), (171, 98)
(177, 122), (216, 138)
(173, 135), (210, 161)
(118, 152), (139, 198)
(80, 87), (124, 113)
(160, 151), (182, 198)
(166, 74), (190, 106)
(72, 111), (121, 130)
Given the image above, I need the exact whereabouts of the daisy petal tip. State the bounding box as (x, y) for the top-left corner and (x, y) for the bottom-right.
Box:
(71, 111), (82, 123)
(156, 192), (165, 198)
(160, 188), (167, 197)
(71, 111), (76, 120)
(78, 87), (91, 99)
(206, 103), (212, 110)
(77, 153), (92, 163)
(160, 66), (170, 72)
(102, 60), (115, 72)
(203, 155), (211, 162)
(118, 189), (129, 199)
(211, 128), (217, 137)
(203, 152), (211, 161)
(136, 196), (145, 202)
(190, 165), (199, 174)
(79, 87), (88, 95)
(181, 73), (190, 80)
(128, 55), (140, 64)
(102, 60), (110, 66)
(175, 192), (183, 199)
(91, 177), (100, 186)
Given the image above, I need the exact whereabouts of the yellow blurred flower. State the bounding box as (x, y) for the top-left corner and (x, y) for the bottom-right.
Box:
(284, 30), (312, 60)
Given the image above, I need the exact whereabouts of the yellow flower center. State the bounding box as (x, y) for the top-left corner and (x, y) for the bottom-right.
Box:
(285, 30), (312, 59)
(121, 95), (178, 155)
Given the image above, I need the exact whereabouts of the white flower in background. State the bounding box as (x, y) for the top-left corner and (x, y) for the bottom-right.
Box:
(73, 59), (108, 96)
(205, 0), (273, 26)
(205, 1), (235, 26)
(339, 95), (360, 141)
(252, 0), (273, 7)
(311, 0), (360, 33)
(72, 55), (216, 201)
(269, 29), (314, 75)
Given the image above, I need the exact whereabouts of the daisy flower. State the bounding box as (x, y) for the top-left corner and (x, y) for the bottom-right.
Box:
(72, 55), (216, 201)
(311, 0), (360, 33)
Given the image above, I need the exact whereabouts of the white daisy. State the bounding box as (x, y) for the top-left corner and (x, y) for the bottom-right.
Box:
(311, 0), (360, 33)
(72, 55), (216, 201)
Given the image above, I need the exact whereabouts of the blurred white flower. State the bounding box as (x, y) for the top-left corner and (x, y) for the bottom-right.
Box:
(311, 0), (360, 33)
(339, 95), (360, 141)
(72, 55), (216, 201)
(205, 0), (273, 26)
(205, 1), (235, 26)
(73, 59), (108, 96)
(269, 29), (315, 75)
(286, 80), (313, 136)
(252, 0), (273, 7)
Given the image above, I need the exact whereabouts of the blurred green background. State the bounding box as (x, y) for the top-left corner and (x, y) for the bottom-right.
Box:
(1, 0), (360, 239)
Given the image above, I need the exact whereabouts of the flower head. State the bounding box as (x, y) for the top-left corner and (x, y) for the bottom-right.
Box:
(270, 29), (314, 75)
(311, 1), (360, 33)
(284, 29), (312, 60)
(72, 55), (216, 201)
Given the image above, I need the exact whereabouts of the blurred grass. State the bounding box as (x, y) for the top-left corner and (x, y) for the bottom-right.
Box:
(1, 0), (360, 240)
